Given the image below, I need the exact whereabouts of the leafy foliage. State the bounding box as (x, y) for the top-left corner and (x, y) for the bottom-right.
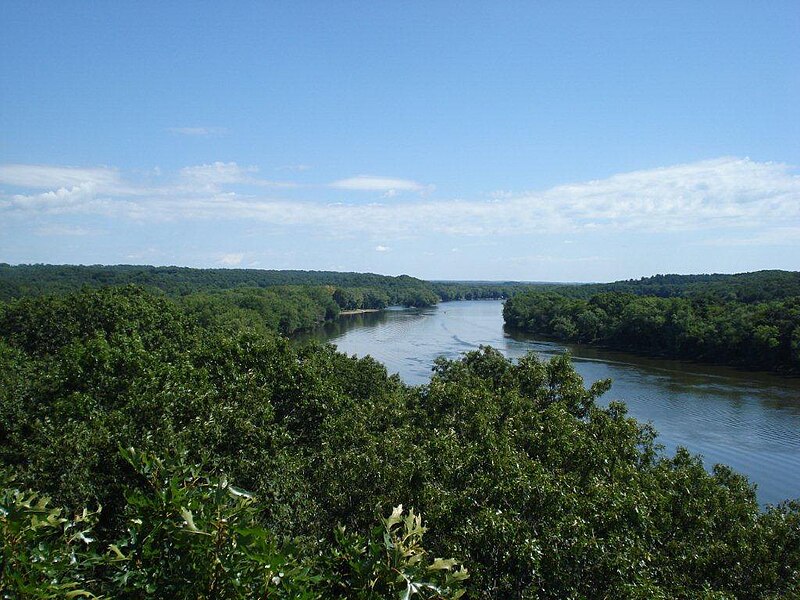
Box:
(0, 264), (448, 308)
(534, 270), (800, 303)
(1, 450), (466, 599)
(1, 286), (798, 598)
(0, 480), (103, 598)
(504, 291), (800, 372)
(179, 286), (340, 335)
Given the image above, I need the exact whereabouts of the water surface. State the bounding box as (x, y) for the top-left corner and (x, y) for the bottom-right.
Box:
(301, 300), (800, 505)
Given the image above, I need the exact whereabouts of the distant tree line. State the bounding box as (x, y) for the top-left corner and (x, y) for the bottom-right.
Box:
(0, 264), (523, 309)
(1, 286), (798, 598)
(504, 291), (800, 373)
(539, 270), (800, 303)
(0, 263), (447, 307)
(433, 282), (536, 301)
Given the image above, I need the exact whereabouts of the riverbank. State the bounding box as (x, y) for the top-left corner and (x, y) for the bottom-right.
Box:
(338, 308), (382, 316)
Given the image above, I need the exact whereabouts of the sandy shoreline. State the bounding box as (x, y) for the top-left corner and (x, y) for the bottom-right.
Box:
(338, 308), (382, 316)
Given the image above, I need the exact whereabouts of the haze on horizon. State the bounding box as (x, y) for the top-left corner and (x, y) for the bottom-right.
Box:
(1, 2), (798, 282)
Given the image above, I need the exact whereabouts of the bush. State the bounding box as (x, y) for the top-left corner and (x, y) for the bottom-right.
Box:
(1, 448), (467, 599)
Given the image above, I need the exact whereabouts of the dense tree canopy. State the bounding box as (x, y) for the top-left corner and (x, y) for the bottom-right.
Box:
(0, 264), (454, 307)
(0, 264), (433, 300)
(1, 286), (798, 598)
(0, 263), (531, 309)
(504, 291), (800, 373)
(536, 270), (800, 304)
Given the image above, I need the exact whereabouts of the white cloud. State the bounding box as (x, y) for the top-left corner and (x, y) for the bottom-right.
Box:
(180, 162), (259, 185)
(4, 184), (112, 214)
(179, 162), (295, 190)
(0, 164), (122, 190)
(330, 175), (433, 194)
(168, 126), (228, 136)
(2, 157), (798, 244)
(375, 245), (390, 252)
(217, 253), (244, 266)
(456, 157), (799, 236)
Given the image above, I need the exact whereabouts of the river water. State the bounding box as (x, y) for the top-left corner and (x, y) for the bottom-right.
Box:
(300, 300), (800, 506)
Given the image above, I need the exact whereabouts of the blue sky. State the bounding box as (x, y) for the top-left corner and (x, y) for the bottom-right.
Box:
(1, 1), (798, 282)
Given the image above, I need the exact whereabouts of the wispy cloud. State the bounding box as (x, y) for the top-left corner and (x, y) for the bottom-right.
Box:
(527, 157), (800, 232)
(330, 175), (433, 195)
(168, 126), (228, 137)
(375, 245), (390, 252)
(2, 157), (798, 244)
(180, 161), (296, 190)
(217, 252), (244, 266)
(180, 162), (259, 185)
(0, 164), (122, 190)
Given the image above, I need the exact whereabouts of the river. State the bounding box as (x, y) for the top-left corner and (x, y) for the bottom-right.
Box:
(299, 300), (800, 506)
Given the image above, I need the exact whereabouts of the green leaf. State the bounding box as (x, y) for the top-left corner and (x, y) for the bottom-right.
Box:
(228, 485), (254, 500)
(180, 506), (203, 534)
(385, 504), (404, 529)
(427, 557), (457, 571)
(64, 590), (95, 599)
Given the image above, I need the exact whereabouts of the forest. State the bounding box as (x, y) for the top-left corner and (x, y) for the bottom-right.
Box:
(535, 270), (800, 303)
(0, 264), (521, 308)
(0, 263), (444, 307)
(2, 283), (799, 598)
(503, 285), (800, 374)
